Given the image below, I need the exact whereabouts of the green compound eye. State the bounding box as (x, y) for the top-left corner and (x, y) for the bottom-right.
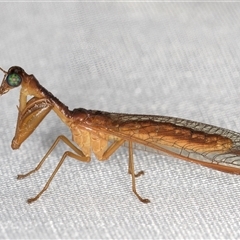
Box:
(6, 73), (22, 87)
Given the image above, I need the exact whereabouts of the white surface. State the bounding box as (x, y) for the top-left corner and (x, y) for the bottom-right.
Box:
(1, 2), (240, 239)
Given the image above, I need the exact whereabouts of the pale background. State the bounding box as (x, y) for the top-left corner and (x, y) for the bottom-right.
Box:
(0, 2), (240, 239)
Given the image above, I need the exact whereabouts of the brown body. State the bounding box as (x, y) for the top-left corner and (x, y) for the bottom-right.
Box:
(1, 66), (240, 203)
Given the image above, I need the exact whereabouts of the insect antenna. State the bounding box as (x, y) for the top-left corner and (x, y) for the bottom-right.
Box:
(0, 67), (7, 74)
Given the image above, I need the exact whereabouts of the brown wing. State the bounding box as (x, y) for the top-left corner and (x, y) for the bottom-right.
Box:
(73, 110), (240, 174)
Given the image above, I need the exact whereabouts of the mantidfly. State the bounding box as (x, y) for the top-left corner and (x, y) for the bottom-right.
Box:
(1, 66), (240, 204)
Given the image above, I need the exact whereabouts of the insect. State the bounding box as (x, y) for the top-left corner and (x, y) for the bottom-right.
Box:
(1, 66), (240, 204)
